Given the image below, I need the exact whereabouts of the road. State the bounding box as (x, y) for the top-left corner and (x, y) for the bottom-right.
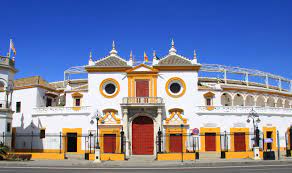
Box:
(1, 164), (292, 173)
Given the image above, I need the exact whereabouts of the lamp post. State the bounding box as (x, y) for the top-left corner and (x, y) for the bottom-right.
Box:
(90, 112), (101, 163)
(247, 108), (261, 147)
(96, 116), (100, 150)
(247, 108), (261, 160)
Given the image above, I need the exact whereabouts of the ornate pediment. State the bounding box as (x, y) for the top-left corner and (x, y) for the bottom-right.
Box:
(99, 109), (121, 124)
(126, 64), (159, 74)
(165, 108), (187, 125)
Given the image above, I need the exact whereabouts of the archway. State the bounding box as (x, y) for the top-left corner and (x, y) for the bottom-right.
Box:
(132, 116), (154, 155)
(221, 93), (232, 106)
(256, 96), (265, 107)
(245, 95), (255, 106)
(233, 93), (244, 106)
(267, 97), (275, 107)
(276, 98), (283, 108)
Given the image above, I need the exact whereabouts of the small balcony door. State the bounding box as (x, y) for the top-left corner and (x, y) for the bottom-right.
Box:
(136, 80), (149, 97)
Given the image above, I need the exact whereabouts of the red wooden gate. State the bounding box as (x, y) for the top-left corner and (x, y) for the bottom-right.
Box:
(132, 116), (154, 155)
(205, 133), (216, 151)
(169, 134), (182, 153)
(136, 80), (149, 97)
(103, 134), (116, 153)
(234, 132), (246, 152)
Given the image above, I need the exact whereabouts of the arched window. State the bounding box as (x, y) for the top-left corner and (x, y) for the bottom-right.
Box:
(267, 97), (275, 107)
(284, 100), (290, 108)
(221, 93), (232, 106)
(233, 93), (244, 106)
(245, 95), (255, 106)
(256, 96), (265, 107)
(276, 98), (283, 108)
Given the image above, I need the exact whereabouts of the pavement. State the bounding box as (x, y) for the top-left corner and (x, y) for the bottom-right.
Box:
(1, 158), (292, 168)
(0, 162), (292, 173)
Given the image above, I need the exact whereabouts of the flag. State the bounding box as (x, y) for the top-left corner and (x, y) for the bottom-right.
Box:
(10, 39), (17, 56)
(144, 52), (148, 62)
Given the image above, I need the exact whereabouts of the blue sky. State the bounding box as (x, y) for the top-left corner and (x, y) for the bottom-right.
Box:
(0, 0), (291, 82)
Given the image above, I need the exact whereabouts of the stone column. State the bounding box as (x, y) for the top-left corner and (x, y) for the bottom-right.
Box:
(122, 108), (130, 158)
(154, 108), (163, 156)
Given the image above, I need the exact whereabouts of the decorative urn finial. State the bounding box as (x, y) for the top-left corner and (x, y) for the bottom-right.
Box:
(169, 38), (177, 55)
(110, 40), (118, 55)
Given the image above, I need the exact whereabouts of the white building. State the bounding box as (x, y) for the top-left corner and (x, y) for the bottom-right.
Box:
(1, 40), (292, 160)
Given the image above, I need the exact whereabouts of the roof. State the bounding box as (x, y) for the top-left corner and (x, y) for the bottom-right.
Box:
(157, 54), (193, 66)
(94, 54), (129, 67)
(14, 76), (57, 91)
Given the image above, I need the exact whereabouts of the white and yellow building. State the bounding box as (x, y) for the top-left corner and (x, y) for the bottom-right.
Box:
(1, 40), (292, 160)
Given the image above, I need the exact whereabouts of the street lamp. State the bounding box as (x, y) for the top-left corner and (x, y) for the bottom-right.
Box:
(247, 108), (261, 147)
(95, 116), (100, 150)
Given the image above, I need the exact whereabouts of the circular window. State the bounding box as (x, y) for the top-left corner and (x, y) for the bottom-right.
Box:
(105, 83), (116, 94)
(170, 83), (181, 93)
(100, 78), (120, 98)
(165, 77), (186, 98)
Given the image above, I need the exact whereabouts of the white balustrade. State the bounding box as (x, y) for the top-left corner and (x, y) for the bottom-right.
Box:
(196, 106), (292, 115)
(122, 97), (163, 105)
(32, 106), (91, 116)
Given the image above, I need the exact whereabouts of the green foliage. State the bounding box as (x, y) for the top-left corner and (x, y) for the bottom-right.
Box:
(0, 143), (9, 160)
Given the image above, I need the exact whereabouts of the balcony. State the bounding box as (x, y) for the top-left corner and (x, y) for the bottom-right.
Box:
(0, 100), (11, 110)
(0, 56), (15, 68)
(121, 97), (164, 107)
(32, 106), (91, 116)
(196, 106), (292, 115)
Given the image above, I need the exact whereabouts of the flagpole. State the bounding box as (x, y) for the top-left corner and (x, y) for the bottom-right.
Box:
(8, 39), (12, 58)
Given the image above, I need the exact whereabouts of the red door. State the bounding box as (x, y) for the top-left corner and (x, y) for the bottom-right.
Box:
(136, 80), (149, 97)
(169, 134), (182, 153)
(205, 133), (216, 151)
(103, 134), (116, 153)
(132, 116), (154, 155)
(234, 132), (246, 152)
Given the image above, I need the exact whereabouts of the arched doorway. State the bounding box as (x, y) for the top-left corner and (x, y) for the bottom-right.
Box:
(132, 116), (154, 155)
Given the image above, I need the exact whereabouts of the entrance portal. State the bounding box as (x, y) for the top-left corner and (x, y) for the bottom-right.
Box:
(67, 133), (77, 152)
(132, 116), (154, 155)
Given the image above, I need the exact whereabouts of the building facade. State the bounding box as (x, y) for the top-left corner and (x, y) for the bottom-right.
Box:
(1, 40), (292, 160)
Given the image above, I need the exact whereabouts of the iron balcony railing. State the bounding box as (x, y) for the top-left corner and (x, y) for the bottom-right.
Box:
(122, 97), (164, 105)
(32, 106), (91, 116)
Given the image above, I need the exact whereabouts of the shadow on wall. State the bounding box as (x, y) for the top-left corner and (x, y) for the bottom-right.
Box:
(11, 114), (45, 153)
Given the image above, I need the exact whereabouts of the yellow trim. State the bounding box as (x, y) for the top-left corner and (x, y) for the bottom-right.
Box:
(71, 92), (83, 98)
(165, 110), (187, 125)
(99, 127), (121, 153)
(203, 91), (215, 98)
(9, 152), (64, 160)
(62, 128), (82, 154)
(165, 77), (186, 98)
(88, 153), (124, 161)
(99, 78), (120, 98)
(157, 153), (196, 161)
(154, 65), (201, 71)
(263, 127), (277, 151)
(99, 110), (121, 124)
(200, 127), (221, 152)
(230, 128), (250, 152)
(165, 127), (187, 153)
(85, 66), (131, 72)
(128, 75), (157, 97)
(225, 151), (263, 159)
(206, 106), (215, 111)
(126, 64), (159, 74)
(72, 106), (81, 111)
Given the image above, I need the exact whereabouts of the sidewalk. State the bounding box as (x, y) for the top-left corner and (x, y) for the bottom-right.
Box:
(1, 158), (292, 168)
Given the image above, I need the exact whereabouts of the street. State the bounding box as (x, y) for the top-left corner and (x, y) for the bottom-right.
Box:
(1, 164), (292, 173)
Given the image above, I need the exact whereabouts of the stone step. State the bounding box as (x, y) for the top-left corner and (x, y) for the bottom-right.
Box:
(65, 153), (84, 160)
(128, 155), (156, 162)
(199, 152), (221, 160)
